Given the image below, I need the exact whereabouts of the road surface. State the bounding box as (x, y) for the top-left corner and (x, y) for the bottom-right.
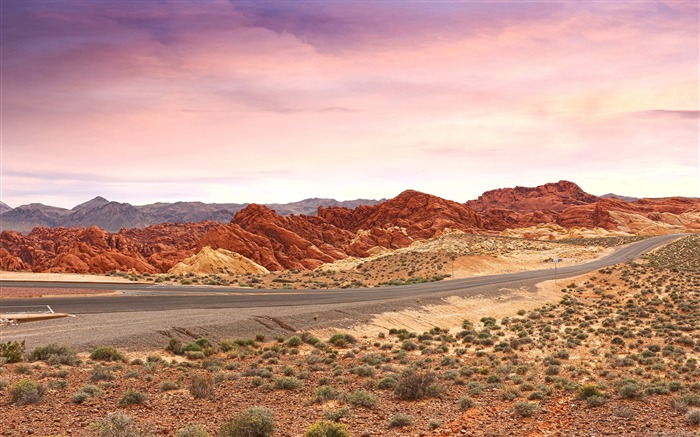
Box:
(0, 234), (681, 314)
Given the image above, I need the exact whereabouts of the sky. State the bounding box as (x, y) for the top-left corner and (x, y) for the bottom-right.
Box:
(1, 0), (698, 208)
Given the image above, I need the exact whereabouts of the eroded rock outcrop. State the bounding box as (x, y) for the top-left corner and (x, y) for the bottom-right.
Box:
(168, 246), (269, 275)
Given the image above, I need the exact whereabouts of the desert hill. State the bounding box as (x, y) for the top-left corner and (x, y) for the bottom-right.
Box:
(1, 181), (698, 274)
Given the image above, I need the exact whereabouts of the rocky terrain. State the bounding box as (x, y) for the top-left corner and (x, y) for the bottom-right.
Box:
(0, 235), (698, 436)
(1, 181), (698, 276)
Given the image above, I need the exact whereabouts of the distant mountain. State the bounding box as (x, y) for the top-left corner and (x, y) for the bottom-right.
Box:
(71, 196), (110, 211)
(601, 193), (640, 202)
(0, 203), (72, 233)
(0, 201), (12, 214)
(0, 196), (384, 233)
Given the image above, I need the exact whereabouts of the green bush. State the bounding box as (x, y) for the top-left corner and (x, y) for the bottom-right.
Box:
(177, 424), (211, 437)
(90, 346), (125, 362)
(72, 384), (104, 403)
(394, 368), (440, 400)
(377, 376), (398, 390)
(577, 384), (604, 400)
(274, 377), (302, 390)
(9, 379), (45, 405)
(304, 420), (351, 437)
(162, 380), (180, 391)
(586, 395), (608, 408)
(322, 408), (350, 422)
(314, 385), (338, 403)
(458, 396), (474, 411)
(286, 336), (303, 347)
(88, 412), (151, 437)
(219, 407), (275, 437)
(189, 375), (215, 399)
(120, 389), (147, 406)
(687, 409), (700, 426)
(71, 391), (90, 404)
(328, 333), (356, 347)
(166, 337), (184, 355)
(513, 402), (539, 417)
(29, 343), (77, 365)
(388, 413), (413, 428)
(0, 340), (25, 363)
(347, 390), (378, 408)
(91, 364), (114, 382)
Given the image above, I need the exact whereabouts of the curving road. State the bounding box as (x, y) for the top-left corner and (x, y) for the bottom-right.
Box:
(0, 234), (683, 315)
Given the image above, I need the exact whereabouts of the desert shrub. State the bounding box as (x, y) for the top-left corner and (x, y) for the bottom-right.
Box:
(161, 380), (180, 391)
(166, 338), (184, 355)
(48, 379), (67, 389)
(177, 424), (211, 437)
(91, 364), (114, 382)
(219, 407), (275, 437)
(81, 384), (105, 397)
(72, 384), (104, 403)
(350, 365), (375, 377)
(0, 340), (25, 363)
(0, 379), (8, 391)
(328, 333), (356, 347)
(377, 376), (398, 390)
(71, 391), (90, 404)
(194, 338), (213, 349)
(9, 379), (45, 405)
(577, 384), (604, 400)
(274, 377), (302, 390)
(304, 420), (351, 437)
(686, 409), (700, 426)
(388, 413), (413, 428)
(322, 407), (350, 422)
(513, 402), (539, 417)
(347, 390), (378, 408)
(401, 339), (418, 351)
(394, 368), (440, 400)
(120, 389), (147, 406)
(29, 343), (77, 365)
(189, 375), (215, 399)
(88, 412), (151, 437)
(14, 364), (32, 374)
(458, 396), (474, 411)
(586, 395), (608, 408)
(618, 381), (642, 399)
(314, 385), (338, 403)
(286, 336), (303, 347)
(90, 346), (125, 362)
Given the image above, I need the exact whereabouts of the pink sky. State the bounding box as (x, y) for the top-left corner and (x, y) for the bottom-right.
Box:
(1, 0), (698, 208)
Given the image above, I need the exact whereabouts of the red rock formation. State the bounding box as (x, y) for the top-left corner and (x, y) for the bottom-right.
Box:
(319, 190), (483, 239)
(1, 185), (698, 274)
(466, 180), (599, 213)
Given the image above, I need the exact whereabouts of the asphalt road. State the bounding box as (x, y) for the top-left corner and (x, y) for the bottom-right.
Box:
(0, 234), (683, 315)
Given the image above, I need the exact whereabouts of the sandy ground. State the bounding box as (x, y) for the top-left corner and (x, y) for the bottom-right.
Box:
(311, 276), (574, 340)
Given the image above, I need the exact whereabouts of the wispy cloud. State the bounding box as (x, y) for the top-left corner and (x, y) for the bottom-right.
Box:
(1, 0), (698, 207)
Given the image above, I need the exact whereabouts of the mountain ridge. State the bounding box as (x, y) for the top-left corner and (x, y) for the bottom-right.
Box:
(0, 197), (385, 233)
(1, 181), (698, 274)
